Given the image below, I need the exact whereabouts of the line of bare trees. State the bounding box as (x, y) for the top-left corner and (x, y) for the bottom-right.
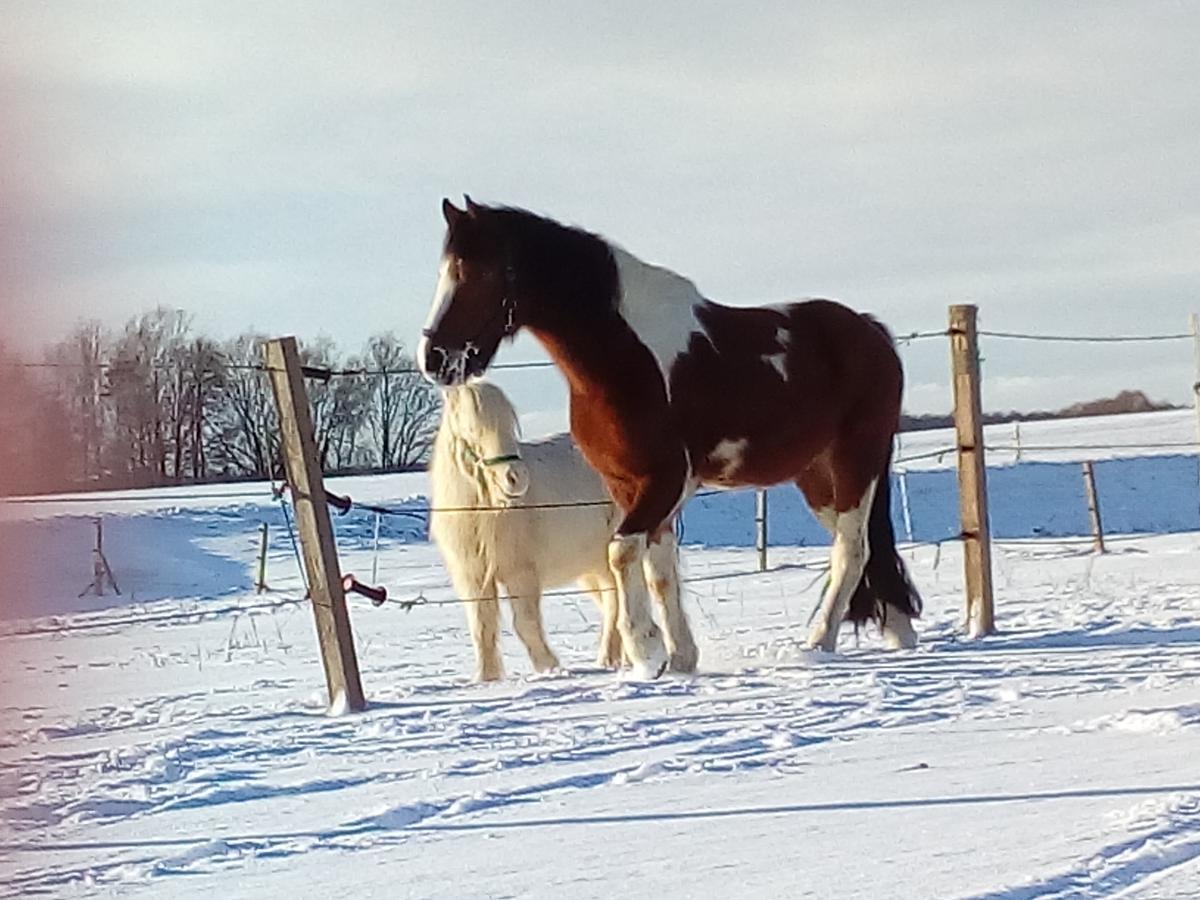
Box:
(1, 308), (441, 495)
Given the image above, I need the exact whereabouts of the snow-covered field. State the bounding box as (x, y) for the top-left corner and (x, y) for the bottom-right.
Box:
(2, 410), (1199, 898)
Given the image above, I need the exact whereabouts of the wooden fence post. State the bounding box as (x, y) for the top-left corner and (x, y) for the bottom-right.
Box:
(755, 489), (768, 572)
(264, 336), (366, 713)
(949, 305), (996, 637)
(1082, 461), (1106, 554)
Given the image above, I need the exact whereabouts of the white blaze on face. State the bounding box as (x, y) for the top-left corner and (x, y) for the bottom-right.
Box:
(427, 256), (458, 331)
(419, 255), (460, 382)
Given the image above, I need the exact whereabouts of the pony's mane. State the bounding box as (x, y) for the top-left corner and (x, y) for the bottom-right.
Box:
(441, 379), (521, 446)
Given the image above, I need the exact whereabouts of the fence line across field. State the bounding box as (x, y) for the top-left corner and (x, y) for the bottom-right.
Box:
(13, 523), (1172, 641)
(5, 320), (1193, 376)
(7, 308), (1198, 711)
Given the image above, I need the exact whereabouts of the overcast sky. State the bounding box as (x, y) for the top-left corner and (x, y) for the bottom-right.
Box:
(2, 2), (1197, 431)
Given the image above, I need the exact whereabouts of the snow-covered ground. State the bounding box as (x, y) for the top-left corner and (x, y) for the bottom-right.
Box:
(2, 409), (1199, 898)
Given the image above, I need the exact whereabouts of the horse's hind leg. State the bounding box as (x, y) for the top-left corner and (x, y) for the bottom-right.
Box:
(805, 479), (876, 652)
(643, 531), (698, 674)
(463, 578), (504, 681)
(506, 573), (560, 673)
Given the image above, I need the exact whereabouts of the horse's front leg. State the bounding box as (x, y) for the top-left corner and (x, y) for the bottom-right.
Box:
(608, 533), (668, 678)
(607, 470), (687, 679)
(643, 529), (698, 674)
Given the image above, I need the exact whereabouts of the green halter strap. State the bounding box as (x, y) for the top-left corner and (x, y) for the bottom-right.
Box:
(479, 453), (522, 466)
(462, 444), (522, 467)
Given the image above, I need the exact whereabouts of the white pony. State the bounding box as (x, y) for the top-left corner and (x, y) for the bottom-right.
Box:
(431, 380), (646, 680)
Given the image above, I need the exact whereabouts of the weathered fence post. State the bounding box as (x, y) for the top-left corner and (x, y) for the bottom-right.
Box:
(264, 336), (366, 713)
(949, 305), (996, 637)
(755, 489), (768, 572)
(1082, 461), (1106, 554)
(255, 522), (270, 593)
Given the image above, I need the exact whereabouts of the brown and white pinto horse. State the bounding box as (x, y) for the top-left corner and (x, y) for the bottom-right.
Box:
(419, 198), (922, 677)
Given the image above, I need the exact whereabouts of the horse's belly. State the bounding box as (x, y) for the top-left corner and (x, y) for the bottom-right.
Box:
(693, 430), (830, 489)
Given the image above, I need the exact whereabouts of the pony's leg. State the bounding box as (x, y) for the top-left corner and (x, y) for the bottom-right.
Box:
(806, 480), (876, 652)
(505, 575), (560, 673)
(609, 533), (669, 678)
(643, 531), (698, 674)
(583, 574), (624, 669)
(463, 579), (504, 681)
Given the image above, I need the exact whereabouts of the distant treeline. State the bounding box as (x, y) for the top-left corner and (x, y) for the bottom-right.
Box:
(900, 390), (1179, 432)
(1, 308), (440, 496)
(2, 309), (1182, 495)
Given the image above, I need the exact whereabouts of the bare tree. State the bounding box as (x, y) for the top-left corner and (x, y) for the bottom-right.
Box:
(211, 332), (279, 479)
(177, 337), (226, 480)
(106, 308), (190, 483)
(23, 314), (444, 489)
(0, 342), (74, 494)
(363, 332), (441, 469)
(44, 321), (108, 482)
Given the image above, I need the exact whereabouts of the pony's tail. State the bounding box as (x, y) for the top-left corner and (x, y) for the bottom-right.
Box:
(846, 445), (922, 626)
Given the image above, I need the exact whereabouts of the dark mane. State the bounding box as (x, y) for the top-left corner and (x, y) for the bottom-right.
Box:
(484, 205), (621, 319)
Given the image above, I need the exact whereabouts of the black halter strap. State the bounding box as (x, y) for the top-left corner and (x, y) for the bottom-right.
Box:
(422, 255), (518, 344)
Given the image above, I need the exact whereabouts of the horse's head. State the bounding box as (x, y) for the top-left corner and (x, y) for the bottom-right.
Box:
(420, 197), (521, 387)
(443, 381), (530, 501)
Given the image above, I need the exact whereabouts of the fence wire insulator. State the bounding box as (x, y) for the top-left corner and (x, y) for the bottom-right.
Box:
(342, 573), (387, 606)
(325, 490), (352, 515)
(300, 364), (333, 382)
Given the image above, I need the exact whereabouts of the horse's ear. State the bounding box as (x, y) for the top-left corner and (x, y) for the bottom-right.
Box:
(464, 194), (482, 217)
(442, 197), (465, 227)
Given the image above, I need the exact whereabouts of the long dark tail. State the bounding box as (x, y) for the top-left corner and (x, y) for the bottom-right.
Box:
(846, 444), (923, 626)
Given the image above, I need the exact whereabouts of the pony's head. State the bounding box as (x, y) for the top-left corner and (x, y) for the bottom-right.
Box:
(441, 380), (530, 500)
(420, 197), (522, 386)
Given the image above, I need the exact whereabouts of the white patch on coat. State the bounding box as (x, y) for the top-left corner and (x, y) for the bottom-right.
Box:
(707, 438), (748, 480)
(611, 245), (706, 397)
(762, 326), (790, 380)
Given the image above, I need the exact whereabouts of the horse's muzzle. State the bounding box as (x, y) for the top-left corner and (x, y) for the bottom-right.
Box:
(419, 339), (480, 387)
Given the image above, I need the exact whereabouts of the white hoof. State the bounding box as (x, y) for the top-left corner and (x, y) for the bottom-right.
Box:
(625, 631), (669, 680)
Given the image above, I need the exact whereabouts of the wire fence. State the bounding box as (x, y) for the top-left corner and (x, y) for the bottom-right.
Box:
(4, 317), (1197, 640)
